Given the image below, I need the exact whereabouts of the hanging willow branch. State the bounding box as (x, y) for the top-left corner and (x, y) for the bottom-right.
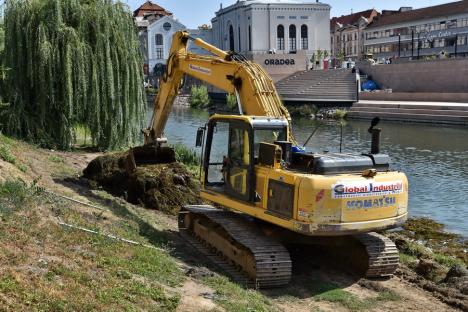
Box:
(2, 0), (146, 150)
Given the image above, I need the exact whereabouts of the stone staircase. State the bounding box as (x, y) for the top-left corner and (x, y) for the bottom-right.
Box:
(275, 69), (358, 103)
(347, 101), (468, 125)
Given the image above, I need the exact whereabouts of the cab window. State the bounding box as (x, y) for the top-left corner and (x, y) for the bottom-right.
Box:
(253, 128), (286, 157)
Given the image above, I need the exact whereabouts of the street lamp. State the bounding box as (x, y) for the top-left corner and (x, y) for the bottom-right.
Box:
(417, 32), (421, 59)
(411, 30), (414, 58)
(398, 33), (401, 58)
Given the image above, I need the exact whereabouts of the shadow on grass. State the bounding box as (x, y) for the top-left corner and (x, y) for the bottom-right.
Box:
(54, 176), (386, 308)
(52, 177), (223, 276)
(263, 244), (362, 300)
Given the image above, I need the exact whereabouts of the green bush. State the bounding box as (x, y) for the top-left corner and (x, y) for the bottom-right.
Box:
(0, 144), (16, 164)
(190, 85), (210, 109)
(145, 86), (158, 95)
(333, 109), (348, 119)
(172, 144), (200, 167)
(226, 93), (238, 111)
(288, 104), (318, 117)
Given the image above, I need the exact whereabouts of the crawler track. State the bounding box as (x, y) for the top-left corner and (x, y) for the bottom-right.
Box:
(356, 232), (400, 278)
(178, 205), (292, 288)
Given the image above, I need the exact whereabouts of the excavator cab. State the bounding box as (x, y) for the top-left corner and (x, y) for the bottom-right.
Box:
(201, 115), (289, 203)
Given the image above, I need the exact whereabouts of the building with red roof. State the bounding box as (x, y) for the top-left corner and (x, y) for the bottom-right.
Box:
(331, 9), (379, 62)
(133, 1), (172, 20)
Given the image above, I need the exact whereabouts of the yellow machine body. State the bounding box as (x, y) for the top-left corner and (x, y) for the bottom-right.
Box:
(199, 114), (408, 236)
(143, 30), (408, 239)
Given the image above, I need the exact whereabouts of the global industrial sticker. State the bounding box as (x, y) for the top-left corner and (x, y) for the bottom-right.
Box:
(331, 181), (403, 199)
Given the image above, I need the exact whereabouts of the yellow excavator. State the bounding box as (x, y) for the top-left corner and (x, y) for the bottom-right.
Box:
(132, 31), (408, 288)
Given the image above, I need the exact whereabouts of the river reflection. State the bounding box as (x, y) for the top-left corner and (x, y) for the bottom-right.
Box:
(158, 106), (468, 236)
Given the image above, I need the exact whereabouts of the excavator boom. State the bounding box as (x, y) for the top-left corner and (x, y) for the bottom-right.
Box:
(144, 31), (292, 145)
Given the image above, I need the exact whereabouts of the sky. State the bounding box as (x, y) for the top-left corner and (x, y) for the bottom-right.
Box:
(125, 0), (452, 28)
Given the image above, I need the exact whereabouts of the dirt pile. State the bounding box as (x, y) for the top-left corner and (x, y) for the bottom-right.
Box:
(386, 218), (468, 310)
(83, 151), (200, 214)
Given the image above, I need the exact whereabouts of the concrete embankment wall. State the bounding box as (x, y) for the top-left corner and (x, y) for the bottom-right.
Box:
(358, 58), (468, 103)
(360, 92), (468, 103)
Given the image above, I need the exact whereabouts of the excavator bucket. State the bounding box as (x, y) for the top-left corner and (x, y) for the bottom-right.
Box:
(124, 144), (176, 173)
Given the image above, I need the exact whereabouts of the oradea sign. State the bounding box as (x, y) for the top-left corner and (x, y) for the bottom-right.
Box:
(331, 181), (403, 199)
(264, 59), (296, 66)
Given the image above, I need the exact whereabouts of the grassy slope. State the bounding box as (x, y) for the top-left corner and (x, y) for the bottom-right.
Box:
(0, 135), (277, 311)
(0, 134), (459, 312)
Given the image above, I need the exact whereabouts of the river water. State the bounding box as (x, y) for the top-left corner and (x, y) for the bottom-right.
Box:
(161, 106), (468, 236)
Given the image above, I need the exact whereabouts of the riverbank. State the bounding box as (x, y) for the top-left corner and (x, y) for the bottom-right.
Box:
(163, 107), (468, 236)
(347, 100), (468, 126)
(0, 134), (465, 311)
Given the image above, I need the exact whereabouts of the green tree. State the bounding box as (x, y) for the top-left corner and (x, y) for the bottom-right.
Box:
(0, 18), (7, 107)
(316, 49), (324, 61)
(1, 0), (146, 150)
(190, 85), (210, 109)
(337, 51), (345, 62)
(226, 93), (237, 111)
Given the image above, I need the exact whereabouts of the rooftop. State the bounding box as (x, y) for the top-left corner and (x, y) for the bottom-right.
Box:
(368, 1), (468, 29)
(133, 1), (172, 18)
(331, 9), (378, 29)
(215, 0), (329, 16)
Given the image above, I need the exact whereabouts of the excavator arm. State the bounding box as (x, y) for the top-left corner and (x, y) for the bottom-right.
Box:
(144, 31), (292, 145)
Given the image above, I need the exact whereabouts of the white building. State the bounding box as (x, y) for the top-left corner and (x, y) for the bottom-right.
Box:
(145, 0), (331, 82)
(147, 15), (186, 74)
(211, 0), (330, 57)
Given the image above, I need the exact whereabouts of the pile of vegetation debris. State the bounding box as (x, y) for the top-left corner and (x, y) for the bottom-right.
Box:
(83, 150), (200, 215)
(386, 218), (468, 310)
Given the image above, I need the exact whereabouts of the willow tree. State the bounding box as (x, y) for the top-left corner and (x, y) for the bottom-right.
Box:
(2, 0), (146, 150)
(0, 18), (6, 106)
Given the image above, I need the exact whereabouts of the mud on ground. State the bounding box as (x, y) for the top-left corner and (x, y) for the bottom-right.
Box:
(83, 151), (200, 215)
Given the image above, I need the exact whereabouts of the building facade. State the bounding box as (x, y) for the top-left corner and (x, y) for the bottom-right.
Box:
(330, 9), (379, 62)
(133, 1), (173, 74)
(364, 1), (468, 60)
(211, 0), (330, 79)
(211, 0), (330, 56)
(137, 0), (331, 82)
(147, 15), (187, 74)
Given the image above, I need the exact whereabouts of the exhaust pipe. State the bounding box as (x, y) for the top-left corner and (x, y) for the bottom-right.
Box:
(370, 128), (381, 154)
(368, 117), (381, 154)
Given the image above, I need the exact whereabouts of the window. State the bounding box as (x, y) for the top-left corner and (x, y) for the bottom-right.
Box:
(229, 25), (235, 51)
(154, 34), (163, 59)
(301, 25), (308, 50)
(253, 128), (286, 158)
(277, 16), (285, 19)
(155, 34), (163, 46)
(206, 121), (229, 185)
(163, 22), (172, 31)
(289, 25), (297, 51)
(238, 26), (241, 51)
(277, 25), (285, 50)
(227, 126), (251, 199)
(155, 47), (163, 59)
(249, 26), (252, 51)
